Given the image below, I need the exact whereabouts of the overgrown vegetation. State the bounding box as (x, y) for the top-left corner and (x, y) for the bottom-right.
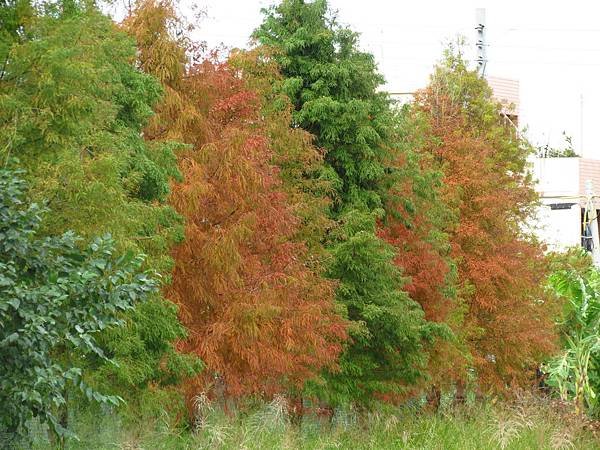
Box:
(1, 0), (599, 447)
(0, 0), (200, 407)
(0, 169), (158, 445)
(28, 394), (600, 449)
(537, 133), (579, 158)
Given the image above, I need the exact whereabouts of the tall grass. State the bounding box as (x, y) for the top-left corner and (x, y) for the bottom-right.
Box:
(29, 393), (599, 450)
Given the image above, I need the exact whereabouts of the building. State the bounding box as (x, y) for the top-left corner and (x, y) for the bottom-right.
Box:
(487, 76), (600, 260)
(488, 76), (520, 127)
(532, 157), (600, 262)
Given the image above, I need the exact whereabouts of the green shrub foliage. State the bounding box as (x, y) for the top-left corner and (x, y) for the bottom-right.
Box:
(0, 169), (157, 442)
(545, 251), (600, 416)
(0, 0), (199, 398)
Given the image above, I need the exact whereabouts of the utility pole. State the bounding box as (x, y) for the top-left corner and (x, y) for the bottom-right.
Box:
(475, 8), (487, 77)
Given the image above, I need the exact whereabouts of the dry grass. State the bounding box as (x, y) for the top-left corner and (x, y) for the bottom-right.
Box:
(29, 392), (600, 450)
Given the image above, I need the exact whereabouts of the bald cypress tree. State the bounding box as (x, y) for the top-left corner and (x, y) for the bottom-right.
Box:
(414, 50), (557, 392)
(124, 0), (346, 402)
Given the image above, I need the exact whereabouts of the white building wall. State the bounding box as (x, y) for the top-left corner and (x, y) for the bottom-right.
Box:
(488, 76), (520, 114)
(532, 157), (580, 197)
(531, 157), (581, 251)
(533, 202), (581, 251)
(531, 157), (600, 264)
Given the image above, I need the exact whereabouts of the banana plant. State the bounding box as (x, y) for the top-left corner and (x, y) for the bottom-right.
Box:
(544, 257), (600, 415)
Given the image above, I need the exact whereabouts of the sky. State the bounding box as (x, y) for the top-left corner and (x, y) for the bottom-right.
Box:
(109, 0), (600, 157)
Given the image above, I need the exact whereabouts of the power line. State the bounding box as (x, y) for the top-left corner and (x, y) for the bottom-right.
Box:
(486, 43), (600, 52)
(507, 27), (600, 33)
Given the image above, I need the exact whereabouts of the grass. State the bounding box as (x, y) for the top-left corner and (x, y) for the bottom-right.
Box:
(27, 393), (600, 450)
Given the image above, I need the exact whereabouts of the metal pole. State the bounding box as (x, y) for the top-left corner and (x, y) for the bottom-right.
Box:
(475, 8), (487, 77)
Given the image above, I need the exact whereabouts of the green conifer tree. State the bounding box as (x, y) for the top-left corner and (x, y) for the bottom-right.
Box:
(255, 0), (444, 404)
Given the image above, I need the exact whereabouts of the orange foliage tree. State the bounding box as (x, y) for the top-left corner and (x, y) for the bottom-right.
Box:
(413, 51), (557, 392)
(124, 0), (346, 399)
(378, 113), (466, 394)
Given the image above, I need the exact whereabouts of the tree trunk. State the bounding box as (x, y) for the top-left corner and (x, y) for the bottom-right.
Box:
(58, 390), (68, 450)
(454, 379), (466, 406)
(48, 388), (68, 450)
(289, 395), (304, 426)
(426, 384), (441, 412)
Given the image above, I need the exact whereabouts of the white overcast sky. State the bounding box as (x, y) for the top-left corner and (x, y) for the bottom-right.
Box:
(109, 0), (600, 157)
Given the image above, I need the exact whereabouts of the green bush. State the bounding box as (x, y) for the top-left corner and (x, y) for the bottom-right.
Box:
(0, 169), (157, 444)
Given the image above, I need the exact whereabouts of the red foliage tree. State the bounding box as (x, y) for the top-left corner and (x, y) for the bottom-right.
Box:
(169, 61), (346, 397)
(380, 165), (455, 324)
(124, 1), (346, 399)
(413, 52), (557, 392)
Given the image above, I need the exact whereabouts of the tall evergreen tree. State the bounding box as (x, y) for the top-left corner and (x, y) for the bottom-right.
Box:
(255, 0), (447, 404)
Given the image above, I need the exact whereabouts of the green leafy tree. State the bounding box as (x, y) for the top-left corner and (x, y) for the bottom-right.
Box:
(0, 169), (156, 445)
(255, 0), (445, 404)
(0, 1), (199, 398)
(0, 0), (33, 67)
